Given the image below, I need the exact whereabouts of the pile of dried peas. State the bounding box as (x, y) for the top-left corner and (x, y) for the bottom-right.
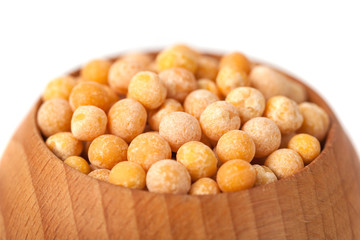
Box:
(37, 44), (330, 195)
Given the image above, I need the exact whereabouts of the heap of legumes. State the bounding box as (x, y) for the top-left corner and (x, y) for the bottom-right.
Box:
(37, 44), (330, 195)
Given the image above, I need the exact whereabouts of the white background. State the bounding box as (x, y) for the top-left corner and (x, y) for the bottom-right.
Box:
(0, 0), (359, 158)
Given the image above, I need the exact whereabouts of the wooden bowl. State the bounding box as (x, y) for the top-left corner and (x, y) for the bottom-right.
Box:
(1, 53), (360, 240)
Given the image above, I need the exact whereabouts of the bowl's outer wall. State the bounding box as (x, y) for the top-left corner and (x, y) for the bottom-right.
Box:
(0, 58), (360, 240)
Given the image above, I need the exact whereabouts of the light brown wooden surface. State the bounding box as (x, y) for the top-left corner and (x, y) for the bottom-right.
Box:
(0, 58), (360, 240)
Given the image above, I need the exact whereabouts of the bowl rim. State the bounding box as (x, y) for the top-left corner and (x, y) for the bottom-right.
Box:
(34, 51), (336, 198)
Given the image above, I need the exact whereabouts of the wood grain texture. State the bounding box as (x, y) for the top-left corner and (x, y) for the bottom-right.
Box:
(0, 56), (360, 240)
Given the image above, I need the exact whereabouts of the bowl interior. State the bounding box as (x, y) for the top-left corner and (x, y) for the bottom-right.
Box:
(36, 51), (336, 198)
